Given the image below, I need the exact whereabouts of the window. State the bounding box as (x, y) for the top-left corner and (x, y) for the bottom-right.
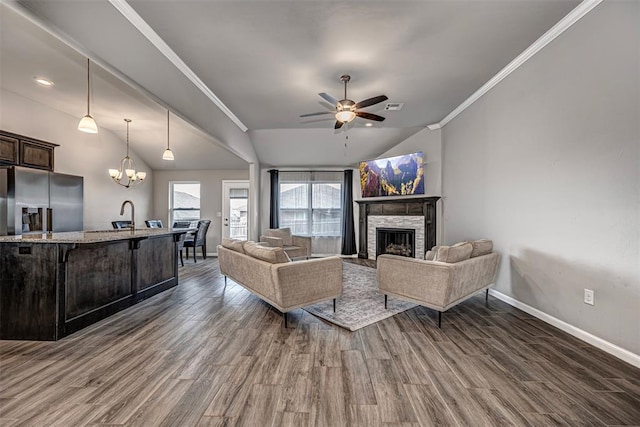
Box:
(228, 187), (249, 240)
(170, 182), (200, 225)
(279, 172), (342, 237)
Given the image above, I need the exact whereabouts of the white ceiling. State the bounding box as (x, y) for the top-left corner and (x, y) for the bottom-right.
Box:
(0, 4), (250, 171)
(2, 0), (581, 169)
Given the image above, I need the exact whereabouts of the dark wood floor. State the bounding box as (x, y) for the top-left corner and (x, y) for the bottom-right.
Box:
(1, 257), (639, 426)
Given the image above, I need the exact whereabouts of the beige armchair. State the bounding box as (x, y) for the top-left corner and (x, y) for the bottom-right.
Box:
(260, 227), (311, 259)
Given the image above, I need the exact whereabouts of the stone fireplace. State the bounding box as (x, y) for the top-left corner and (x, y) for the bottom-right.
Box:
(376, 228), (415, 258)
(356, 197), (439, 260)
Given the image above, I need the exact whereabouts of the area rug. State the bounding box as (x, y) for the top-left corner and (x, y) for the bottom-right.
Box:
(303, 261), (417, 331)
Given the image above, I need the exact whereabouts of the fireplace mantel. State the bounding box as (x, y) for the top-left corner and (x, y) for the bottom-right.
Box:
(355, 196), (440, 259)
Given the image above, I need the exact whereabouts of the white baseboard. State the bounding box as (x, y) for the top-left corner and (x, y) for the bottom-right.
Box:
(488, 290), (640, 368)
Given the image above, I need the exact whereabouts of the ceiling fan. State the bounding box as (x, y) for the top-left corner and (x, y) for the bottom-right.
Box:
(300, 75), (388, 129)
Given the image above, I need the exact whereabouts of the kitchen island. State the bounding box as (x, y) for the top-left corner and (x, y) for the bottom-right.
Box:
(0, 229), (185, 340)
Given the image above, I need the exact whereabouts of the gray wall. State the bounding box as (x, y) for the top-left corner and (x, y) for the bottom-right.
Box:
(441, 2), (639, 355)
(375, 128), (443, 244)
(1, 89), (154, 230)
(153, 169), (249, 252)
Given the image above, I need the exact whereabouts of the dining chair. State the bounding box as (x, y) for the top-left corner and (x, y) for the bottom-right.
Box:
(145, 219), (163, 228)
(183, 220), (211, 263)
(112, 220), (132, 229)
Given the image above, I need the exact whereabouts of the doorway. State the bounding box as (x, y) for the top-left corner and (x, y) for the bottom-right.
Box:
(222, 180), (250, 240)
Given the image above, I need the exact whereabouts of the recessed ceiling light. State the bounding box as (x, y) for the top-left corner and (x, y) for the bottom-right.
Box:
(34, 77), (54, 87)
(365, 123), (373, 127)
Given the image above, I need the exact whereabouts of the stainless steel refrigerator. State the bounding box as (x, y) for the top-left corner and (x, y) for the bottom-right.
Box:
(0, 166), (83, 235)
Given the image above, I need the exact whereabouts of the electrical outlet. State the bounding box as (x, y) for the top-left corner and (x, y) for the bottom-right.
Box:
(584, 289), (595, 306)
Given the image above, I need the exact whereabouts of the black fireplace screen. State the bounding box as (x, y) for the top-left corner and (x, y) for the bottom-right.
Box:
(376, 227), (415, 258)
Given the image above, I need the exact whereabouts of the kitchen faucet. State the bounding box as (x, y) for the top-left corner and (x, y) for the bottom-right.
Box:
(120, 200), (135, 231)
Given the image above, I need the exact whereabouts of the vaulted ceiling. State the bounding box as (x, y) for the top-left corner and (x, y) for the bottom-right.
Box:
(2, 0), (580, 169)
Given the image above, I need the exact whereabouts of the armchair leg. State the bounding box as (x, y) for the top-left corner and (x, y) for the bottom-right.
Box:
(179, 250), (184, 267)
(202, 245), (206, 260)
(333, 298), (336, 313)
(438, 311), (442, 328)
(486, 289), (489, 303)
(384, 294), (388, 309)
(224, 276), (227, 287)
(283, 312), (288, 328)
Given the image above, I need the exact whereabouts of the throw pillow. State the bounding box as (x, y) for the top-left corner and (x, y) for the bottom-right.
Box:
(435, 242), (472, 263)
(469, 239), (493, 258)
(424, 250), (436, 261)
(244, 241), (291, 264)
(265, 228), (293, 246)
(221, 238), (246, 254)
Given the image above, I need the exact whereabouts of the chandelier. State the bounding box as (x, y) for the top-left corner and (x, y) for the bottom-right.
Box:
(108, 118), (146, 188)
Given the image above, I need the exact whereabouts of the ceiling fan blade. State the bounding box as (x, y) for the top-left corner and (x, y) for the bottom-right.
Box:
(355, 95), (388, 109)
(319, 92), (339, 106)
(356, 111), (386, 122)
(334, 120), (344, 129)
(300, 111), (334, 118)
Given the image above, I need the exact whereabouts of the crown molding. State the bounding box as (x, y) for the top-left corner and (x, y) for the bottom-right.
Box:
(435, 0), (603, 129)
(109, 0), (249, 133)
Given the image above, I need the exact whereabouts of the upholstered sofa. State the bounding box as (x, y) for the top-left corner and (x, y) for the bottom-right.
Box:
(377, 239), (500, 327)
(217, 238), (342, 326)
(259, 228), (311, 259)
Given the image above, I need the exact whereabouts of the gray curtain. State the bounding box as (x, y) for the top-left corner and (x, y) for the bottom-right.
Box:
(341, 169), (357, 255)
(269, 169), (279, 229)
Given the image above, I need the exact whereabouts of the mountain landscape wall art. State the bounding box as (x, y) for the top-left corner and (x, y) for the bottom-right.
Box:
(359, 152), (424, 198)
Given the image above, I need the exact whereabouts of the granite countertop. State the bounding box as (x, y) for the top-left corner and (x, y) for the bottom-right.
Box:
(0, 228), (185, 244)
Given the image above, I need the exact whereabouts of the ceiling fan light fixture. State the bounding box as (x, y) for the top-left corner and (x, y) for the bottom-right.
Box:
(335, 110), (356, 123)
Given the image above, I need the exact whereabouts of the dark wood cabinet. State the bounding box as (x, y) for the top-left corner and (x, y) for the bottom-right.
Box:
(0, 232), (183, 341)
(0, 130), (58, 171)
(0, 133), (19, 165)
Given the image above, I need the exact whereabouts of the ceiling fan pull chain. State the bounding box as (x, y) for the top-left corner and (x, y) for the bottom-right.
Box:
(344, 134), (348, 156)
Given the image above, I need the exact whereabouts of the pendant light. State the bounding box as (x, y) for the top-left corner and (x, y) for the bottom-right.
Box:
(78, 58), (98, 134)
(162, 110), (174, 160)
(108, 119), (146, 188)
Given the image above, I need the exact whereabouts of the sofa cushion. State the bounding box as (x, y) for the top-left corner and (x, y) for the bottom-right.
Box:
(469, 239), (493, 258)
(265, 228), (293, 246)
(434, 242), (472, 263)
(244, 241), (291, 264)
(283, 245), (308, 259)
(221, 238), (246, 254)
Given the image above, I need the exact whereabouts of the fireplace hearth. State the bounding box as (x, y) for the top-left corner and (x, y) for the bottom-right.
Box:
(376, 228), (415, 258)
